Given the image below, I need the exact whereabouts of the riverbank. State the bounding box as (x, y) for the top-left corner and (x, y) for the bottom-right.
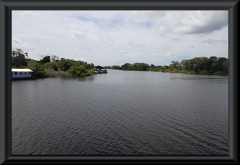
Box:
(45, 69), (95, 78)
(160, 70), (228, 76)
(46, 70), (72, 77)
(110, 69), (228, 76)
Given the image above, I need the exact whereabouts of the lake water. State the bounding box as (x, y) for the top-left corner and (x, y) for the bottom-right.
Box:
(12, 70), (228, 155)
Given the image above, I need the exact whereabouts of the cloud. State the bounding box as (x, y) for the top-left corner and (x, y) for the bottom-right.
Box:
(12, 11), (228, 66)
(66, 22), (91, 40)
(101, 36), (114, 45)
(80, 58), (86, 61)
(74, 57), (86, 61)
(120, 50), (127, 54)
(12, 38), (34, 50)
(202, 38), (227, 44)
(150, 53), (162, 56)
(108, 41), (114, 45)
(164, 52), (175, 58)
(18, 11), (35, 17)
(24, 11), (34, 17)
(67, 30), (83, 40)
(173, 11), (228, 35)
(128, 40), (145, 51)
(158, 25), (168, 34)
(73, 32), (84, 40)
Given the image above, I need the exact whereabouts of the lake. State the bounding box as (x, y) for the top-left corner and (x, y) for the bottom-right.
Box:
(12, 70), (228, 155)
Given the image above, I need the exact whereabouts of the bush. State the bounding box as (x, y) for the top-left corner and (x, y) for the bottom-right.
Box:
(28, 60), (48, 78)
(68, 65), (91, 76)
(212, 71), (227, 75)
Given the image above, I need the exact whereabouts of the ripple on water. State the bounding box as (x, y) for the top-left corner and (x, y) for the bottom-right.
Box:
(12, 71), (228, 155)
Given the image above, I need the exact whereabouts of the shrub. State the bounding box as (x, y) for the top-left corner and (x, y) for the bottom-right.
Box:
(68, 66), (91, 76)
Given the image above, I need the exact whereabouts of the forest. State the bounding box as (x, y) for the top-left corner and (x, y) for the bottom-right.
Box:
(12, 48), (228, 79)
(105, 56), (228, 75)
(11, 49), (96, 78)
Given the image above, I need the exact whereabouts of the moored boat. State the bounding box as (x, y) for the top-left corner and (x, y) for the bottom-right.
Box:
(94, 69), (107, 74)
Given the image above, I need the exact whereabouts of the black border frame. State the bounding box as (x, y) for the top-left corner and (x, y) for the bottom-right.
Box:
(0, 0), (239, 164)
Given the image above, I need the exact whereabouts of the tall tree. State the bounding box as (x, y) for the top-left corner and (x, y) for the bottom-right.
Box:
(12, 49), (28, 68)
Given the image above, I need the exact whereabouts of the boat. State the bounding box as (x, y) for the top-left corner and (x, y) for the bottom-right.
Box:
(102, 69), (108, 73)
(94, 69), (107, 74)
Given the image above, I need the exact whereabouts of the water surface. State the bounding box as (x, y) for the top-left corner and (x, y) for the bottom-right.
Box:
(12, 70), (228, 155)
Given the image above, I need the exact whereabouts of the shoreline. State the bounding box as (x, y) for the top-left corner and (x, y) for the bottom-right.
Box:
(109, 69), (228, 76)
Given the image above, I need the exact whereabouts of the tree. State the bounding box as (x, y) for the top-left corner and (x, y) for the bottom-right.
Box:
(169, 61), (179, 71)
(50, 55), (59, 61)
(132, 63), (149, 71)
(121, 63), (132, 70)
(68, 66), (91, 76)
(40, 55), (51, 64)
(58, 58), (72, 71)
(27, 60), (48, 78)
(12, 49), (28, 68)
(85, 63), (95, 70)
(112, 65), (121, 69)
(96, 65), (103, 70)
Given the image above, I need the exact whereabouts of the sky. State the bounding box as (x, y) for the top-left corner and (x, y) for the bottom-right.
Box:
(12, 10), (228, 66)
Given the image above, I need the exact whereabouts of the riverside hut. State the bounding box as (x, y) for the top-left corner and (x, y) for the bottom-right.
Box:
(12, 68), (33, 79)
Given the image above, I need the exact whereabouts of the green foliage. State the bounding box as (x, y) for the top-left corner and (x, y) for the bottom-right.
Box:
(120, 62), (150, 71)
(13, 49), (95, 79)
(212, 71), (228, 75)
(52, 62), (58, 71)
(112, 65), (121, 69)
(58, 58), (71, 71)
(96, 65), (103, 70)
(68, 65), (91, 76)
(121, 63), (132, 70)
(40, 56), (51, 64)
(27, 60), (48, 78)
(43, 62), (52, 69)
(85, 63), (95, 70)
(108, 56), (228, 75)
(165, 56), (228, 75)
(150, 65), (163, 72)
(12, 49), (28, 68)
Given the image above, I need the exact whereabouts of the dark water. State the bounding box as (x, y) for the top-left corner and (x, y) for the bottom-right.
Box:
(12, 70), (228, 155)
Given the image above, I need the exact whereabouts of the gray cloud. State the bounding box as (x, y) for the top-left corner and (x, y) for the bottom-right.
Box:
(120, 50), (127, 54)
(74, 32), (84, 40)
(158, 25), (168, 34)
(128, 40), (145, 51)
(12, 38), (34, 50)
(12, 11), (228, 66)
(164, 52), (174, 58)
(202, 38), (227, 44)
(174, 11), (228, 35)
(102, 36), (114, 45)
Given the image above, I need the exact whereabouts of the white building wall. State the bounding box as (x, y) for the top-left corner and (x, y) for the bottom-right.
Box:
(12, 72), (32, 79)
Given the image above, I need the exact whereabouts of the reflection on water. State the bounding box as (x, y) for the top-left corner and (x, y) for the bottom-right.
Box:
(12, 70), (228, 155)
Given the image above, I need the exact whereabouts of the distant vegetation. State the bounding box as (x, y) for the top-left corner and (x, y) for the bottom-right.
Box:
(11, 49), (96, 78)
(104, 56), (228, 75)
(12, 48), (228, 79)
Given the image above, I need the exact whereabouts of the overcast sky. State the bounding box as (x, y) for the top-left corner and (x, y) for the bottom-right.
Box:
(12, 10), (228, 66)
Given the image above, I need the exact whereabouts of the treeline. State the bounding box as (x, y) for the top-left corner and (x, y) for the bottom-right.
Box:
(12, 49), (96, 78)
(104, 56), (228, 75)
(12, 49), (228, 77)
